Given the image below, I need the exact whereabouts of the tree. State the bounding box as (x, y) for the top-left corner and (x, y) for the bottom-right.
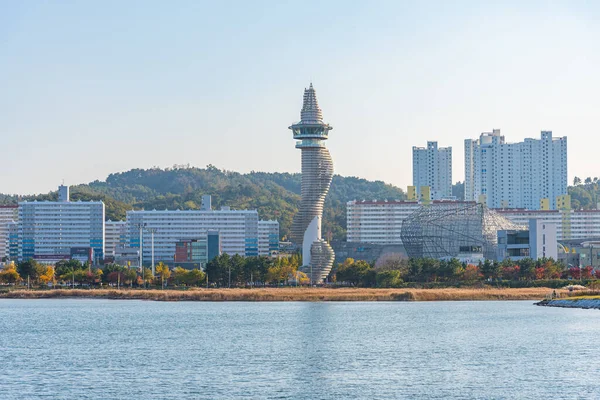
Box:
(123, 268), (138, 287)
(173, 266), (188, 286)
(156, 262), (171, 287)
(376, 270), (403, 288)
(205, 254), (231, 287)
(519, 258), (536, 280)
(17, 259), (41, 282)
(55, 259), (83, 278)
(336, 259), (374, 287)
(186, 269), (206, 286)
(142, 268), (153, 284)
(0, 264), (21, 284)
(573, 176), (582, 186)
(39, 266), (55, 286)
(462, 264), (482, 283)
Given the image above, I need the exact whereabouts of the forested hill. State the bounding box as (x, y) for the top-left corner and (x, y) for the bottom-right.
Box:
(0, 166), (406, 241)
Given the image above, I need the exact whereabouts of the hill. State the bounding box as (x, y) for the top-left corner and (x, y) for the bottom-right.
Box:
(0, 165), (406, 241)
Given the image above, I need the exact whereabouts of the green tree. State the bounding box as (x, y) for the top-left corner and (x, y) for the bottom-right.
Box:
(336, 259), (374, 287)
(376, 270), (403, 288)
(186, 269), (206, 286)
(17, 259), (41, 283)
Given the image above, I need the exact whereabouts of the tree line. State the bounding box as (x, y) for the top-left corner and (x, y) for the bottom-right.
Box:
(333, 257), (596, 288)
(2, 255), (595, 289)
(0, 254), (309, 288)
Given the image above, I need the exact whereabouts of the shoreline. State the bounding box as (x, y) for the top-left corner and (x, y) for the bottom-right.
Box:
(536, 297), (600, 310)
(0, 287), (559, 302)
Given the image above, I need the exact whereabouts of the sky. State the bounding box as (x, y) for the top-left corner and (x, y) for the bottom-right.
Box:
(1, 0), (599, 194)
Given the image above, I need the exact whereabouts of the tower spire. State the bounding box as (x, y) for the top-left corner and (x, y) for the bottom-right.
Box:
(300, 83), (323, 124)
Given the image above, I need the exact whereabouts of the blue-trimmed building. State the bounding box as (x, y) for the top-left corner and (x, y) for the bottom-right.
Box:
(125, 196), (277, 265)
(14, 185), (105, 263)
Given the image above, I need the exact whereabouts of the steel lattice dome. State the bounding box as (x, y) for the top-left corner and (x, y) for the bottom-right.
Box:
(401, 202), (525, 260)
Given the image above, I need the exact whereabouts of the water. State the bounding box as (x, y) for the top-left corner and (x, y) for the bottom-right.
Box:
(0, 300), (598, 399)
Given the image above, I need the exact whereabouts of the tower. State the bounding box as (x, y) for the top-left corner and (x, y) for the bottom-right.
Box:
(289, 83), (335, 283)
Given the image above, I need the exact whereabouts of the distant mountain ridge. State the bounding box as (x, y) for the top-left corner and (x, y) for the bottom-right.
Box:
(0, 165), (406, 241)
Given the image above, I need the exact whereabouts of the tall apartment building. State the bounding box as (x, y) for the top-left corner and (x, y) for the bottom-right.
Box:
(258, 220), (280, 256)
(465, 130), (567, 209)
(412, 141), (452, 200)
(0, 205), (18, 260)
(125, 197), (278, 265)
(105, 220), (127, 257)
(15, 185), (105, 263)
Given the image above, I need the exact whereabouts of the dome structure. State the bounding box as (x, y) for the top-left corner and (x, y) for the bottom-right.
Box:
(401, 202), (525, 260)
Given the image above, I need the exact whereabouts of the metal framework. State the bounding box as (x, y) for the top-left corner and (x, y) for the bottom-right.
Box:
(288, 84), (335, 283)
(401, 202), (525, 260)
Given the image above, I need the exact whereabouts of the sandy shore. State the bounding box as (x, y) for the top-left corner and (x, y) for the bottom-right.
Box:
(0, 287), (559, 301)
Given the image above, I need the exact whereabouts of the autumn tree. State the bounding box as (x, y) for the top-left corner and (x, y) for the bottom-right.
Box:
(156, 262), (171, 287)
(0, 264), (21, 284)
(39, 266), (56, 286)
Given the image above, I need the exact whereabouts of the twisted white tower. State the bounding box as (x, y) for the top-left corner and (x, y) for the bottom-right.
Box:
(289, 84), (335, 283)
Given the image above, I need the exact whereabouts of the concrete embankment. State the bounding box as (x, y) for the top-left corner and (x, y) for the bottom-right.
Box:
(536, 298), (600, 309)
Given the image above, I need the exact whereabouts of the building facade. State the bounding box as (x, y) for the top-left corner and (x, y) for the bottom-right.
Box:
(496, 209), (600, 242)
(105, 220), (127, 257)
(465, 130), (567, 209)
(174, 232), (222, 269)
(412, 141), (452, 200)
(497, 220), (558, 261)
(288, 83), (335, 283)
(258, 220), (279, 256)
(15, 186), (105, 263)
(174, 238), (209, 268)
(0, 205), (18, 260)
(346, 200), (421, 245)
(125, 200), (274, 265)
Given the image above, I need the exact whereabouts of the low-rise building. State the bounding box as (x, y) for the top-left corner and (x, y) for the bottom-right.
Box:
(497, 220), (558, 261)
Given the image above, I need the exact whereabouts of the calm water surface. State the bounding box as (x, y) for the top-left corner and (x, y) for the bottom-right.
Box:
(0, 300), (598, 399)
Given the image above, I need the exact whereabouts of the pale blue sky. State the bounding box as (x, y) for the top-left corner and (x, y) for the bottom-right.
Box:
(1, 1), (598, 194)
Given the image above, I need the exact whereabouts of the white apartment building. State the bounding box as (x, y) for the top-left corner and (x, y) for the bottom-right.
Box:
(105, 220), (127, 257)
(258, 220), (280, 256)
(125, 200), (276, 264)
(412, 141), (452, 200)
(465, 130), (567, 209)
(0, 205), (18, 260)
(497, 209), (600, 242)
(16, 186), (105, 263)
(347, 200), (423, 245)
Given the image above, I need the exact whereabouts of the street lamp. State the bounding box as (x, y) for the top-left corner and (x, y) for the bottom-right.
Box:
(145, 227), (158, 276)
(134, 223), (146, 285)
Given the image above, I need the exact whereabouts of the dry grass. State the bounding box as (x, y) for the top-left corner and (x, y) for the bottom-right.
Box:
(0, 287), (560, 302)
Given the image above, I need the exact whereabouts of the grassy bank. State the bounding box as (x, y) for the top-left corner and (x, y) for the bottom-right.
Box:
(0, 287), (560, 302)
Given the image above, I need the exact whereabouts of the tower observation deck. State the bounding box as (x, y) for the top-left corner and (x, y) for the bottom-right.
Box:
(288, 83), (335, 283)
